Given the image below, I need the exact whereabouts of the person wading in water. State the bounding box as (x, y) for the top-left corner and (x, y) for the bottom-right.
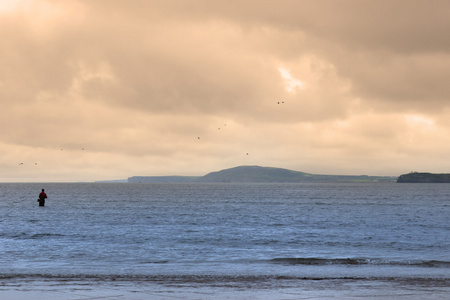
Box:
(38, 189), (47, 207)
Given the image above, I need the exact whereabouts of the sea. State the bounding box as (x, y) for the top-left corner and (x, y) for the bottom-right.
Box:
(0, 182), (449, 299)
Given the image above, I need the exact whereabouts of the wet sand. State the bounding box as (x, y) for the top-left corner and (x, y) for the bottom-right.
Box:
(1, 277), (450, 300)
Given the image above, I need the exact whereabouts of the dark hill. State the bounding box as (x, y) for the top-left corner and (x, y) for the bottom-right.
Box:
(397, 172), (450, 183)
(197, 165), (395, 183)
(199, 165), (308, 183)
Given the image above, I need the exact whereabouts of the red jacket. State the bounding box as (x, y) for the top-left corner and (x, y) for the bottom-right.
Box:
(39, 192), (47, 200)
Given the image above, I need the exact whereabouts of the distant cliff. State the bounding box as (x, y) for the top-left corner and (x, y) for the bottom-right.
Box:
(128, 165), (396, 183)
(128, 176), (200, 183)
(397, 172), (450, 183)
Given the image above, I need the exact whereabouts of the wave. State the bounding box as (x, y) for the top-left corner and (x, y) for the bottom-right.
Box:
(269, 257), (450, 268)
(4, 233), (68, 240)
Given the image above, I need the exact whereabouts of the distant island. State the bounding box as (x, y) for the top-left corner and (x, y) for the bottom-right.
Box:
(397, 172), (450, 183)
(128, 165), (397, 183)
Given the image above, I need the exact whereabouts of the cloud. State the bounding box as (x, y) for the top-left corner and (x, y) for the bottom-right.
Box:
(1, 0), (450, 181)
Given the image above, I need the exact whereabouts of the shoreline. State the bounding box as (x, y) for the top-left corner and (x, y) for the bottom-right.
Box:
(1, 275), (449, 300)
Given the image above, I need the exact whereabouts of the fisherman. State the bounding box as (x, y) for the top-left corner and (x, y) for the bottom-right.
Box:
(38, 189), (47, 207)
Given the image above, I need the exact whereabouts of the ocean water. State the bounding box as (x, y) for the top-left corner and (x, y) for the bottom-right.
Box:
(0, 182), (449, 299)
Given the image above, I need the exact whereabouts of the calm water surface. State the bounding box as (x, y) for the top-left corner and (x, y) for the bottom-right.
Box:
(0, 182), (449, 299)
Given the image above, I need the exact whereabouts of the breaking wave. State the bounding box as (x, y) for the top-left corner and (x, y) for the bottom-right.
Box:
(269, 258), (450, 268)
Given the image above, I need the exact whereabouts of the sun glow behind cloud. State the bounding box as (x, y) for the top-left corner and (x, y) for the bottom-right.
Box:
(278, 67), (304, 93)
(0, 0), (85, 36)
(404, 114), (435, 130)
(0, 0), (23, 14)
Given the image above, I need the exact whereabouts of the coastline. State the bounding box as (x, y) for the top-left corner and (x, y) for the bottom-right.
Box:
(0, 275), (450, 300)
(1, 275), (449, 300)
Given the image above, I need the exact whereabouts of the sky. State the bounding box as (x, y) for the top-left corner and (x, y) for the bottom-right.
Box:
(1, 0), (450, 182)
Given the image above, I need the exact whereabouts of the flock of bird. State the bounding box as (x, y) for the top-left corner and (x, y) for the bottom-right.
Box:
(197, 122), (250, 157)
(195, 100), (287, 157)
(18, 148), (85, 166)
(18, 101), (286, 166)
